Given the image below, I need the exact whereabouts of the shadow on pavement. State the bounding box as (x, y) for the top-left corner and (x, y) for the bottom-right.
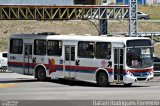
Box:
(49, 79), (149, 88)
(0, 78), (37, 83)
(0, 78), (149, 88)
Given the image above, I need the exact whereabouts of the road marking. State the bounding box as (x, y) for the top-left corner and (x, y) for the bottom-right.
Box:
(0, 83), (16, 88)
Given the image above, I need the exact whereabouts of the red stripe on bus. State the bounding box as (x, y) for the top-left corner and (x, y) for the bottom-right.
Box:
(8, 61), (113, 74)
(129, 68), (152, 73)
(8, 61), (37, 67)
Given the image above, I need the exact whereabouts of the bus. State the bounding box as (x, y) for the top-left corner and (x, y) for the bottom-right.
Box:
(8, 33), (154, 87)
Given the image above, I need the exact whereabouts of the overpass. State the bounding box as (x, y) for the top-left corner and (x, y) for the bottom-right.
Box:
(0, 0), (137, 36)
(0, 5), (129, 20)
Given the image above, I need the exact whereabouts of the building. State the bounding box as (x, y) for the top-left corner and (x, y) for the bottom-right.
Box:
(102, 0), (116, 5)
(116, 0), (146, 5)
(74, 0), (96, 5)
(0, 0), (117, 5)
(116, 0), (160, 5)
(74, 0), (113, 5)
(0, 0), (74, 5)
(146, 0), (160, 5)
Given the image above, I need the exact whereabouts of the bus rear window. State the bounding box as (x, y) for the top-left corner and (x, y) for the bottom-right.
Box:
(10, 39), (23, 54)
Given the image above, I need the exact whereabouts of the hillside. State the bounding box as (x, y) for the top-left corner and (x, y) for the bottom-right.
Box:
(138, 6), (160, 20)
(0, 20), (160, 56)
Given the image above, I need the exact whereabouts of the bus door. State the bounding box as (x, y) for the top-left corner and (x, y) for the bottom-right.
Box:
(64, 45), (76, 78)
(113, 47), (124, 82)
(23, 43), (33, 75)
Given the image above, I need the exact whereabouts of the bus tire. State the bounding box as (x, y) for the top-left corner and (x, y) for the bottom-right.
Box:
(45, 77), (51, 81)
(36, 67), (46, 81)
(3, 69), (6, 72)
(124, 83), (132, 87)
(96, 71), (109, 87)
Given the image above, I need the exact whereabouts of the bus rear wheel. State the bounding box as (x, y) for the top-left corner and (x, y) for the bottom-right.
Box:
(97, 71), (109, 87)
(36, 67), (46, 81)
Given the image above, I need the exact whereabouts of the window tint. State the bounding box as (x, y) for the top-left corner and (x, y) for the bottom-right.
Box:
(47, 40), (62, 56)
(34, 40), (46, 55)
(2, 53), (7, 58)
(153, 57), (160, 62)
(96, 42), (111, 59)
(25, 45), (32, 55)
(127, 47), (153, 68)
(127, 40), (151, 47)
(78, 41), (95, 58)
(103, 0), (107, 3)
(10, 39), (23, 54)
(65, 46), (75, 61)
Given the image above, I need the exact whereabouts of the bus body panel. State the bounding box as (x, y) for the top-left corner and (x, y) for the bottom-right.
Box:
(8, 34), (154, 85)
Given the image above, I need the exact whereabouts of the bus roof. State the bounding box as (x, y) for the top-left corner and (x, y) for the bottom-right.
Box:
(10, 34), (150, 43)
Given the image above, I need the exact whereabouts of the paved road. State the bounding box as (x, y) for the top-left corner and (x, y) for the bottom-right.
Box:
(0, 73), (160, 100)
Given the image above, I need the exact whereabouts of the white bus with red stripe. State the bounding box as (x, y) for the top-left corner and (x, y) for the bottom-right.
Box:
(8, 33), (154, 87)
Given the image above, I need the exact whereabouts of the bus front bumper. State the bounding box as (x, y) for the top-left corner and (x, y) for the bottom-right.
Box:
(123, 75), (138, 84)
(136, 73), (154, 82)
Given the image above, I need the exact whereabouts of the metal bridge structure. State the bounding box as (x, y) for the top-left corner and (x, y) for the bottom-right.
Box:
(129, 0), (138, 36)
(0, 0), (137, 36)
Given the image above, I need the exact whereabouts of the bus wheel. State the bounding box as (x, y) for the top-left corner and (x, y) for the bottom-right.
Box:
(36, 67), (46, 81)
(124, 83), (132, 87)
(96, 71), (109, 87)
(2, 69), (6, 72)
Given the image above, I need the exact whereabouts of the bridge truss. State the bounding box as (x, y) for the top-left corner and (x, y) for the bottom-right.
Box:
(0, 1), (137, 36)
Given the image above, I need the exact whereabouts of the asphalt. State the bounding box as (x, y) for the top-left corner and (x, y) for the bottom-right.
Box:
(0, 73), (160, 101)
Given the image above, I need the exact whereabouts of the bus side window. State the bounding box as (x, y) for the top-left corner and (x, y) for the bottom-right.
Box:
(10, 39), (23, 54)
(34, 40), (46, 55)
(78, 41), (95, 58)
(96, 42), (111, 59)
(47, 40), (62, 56)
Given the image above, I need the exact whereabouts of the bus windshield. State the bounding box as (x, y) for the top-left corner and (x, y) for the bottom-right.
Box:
(126, 47), (153, 68)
